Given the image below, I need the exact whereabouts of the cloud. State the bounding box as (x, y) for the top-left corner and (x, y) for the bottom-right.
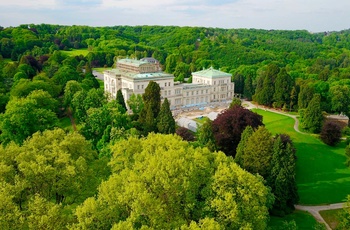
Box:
(57, 0), (103, 7)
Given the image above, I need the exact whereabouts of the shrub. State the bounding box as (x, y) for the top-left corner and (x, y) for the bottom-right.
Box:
(176, 127), (195, 142)
(320, 121), (342, 146)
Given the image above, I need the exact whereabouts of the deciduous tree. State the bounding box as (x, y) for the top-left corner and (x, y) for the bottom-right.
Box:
(212, 106), (263, 157)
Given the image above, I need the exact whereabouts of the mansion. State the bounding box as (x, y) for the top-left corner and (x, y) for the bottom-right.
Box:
(104, 58), (234, 110)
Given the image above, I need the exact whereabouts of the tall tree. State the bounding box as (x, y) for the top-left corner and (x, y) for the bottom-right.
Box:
(268, 134), (298, 216)
(239, 126), (273, 178)
(116, 89), (127, 112)
(243, 74), (254, 100)
(138, 81), (161, 134)
(298, 83), (314, 109)
(302, 93), (324, 133)
(157, 98), (175, 134)
(273, 68), (294, 109)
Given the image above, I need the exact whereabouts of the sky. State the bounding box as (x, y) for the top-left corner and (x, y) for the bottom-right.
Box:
(0, 0), (349, 32)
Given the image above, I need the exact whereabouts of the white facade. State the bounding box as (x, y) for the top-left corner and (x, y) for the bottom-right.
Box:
(104, 58), (234, 110)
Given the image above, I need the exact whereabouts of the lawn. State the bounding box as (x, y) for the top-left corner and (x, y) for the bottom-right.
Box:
(253, 109), (350, 205)
(268, 210), (325, 229)
(61, 48), (90, 57)
(320, 208), (343, 229)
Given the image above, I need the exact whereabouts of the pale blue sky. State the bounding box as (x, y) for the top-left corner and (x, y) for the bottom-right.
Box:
(1, 0), (349, 32)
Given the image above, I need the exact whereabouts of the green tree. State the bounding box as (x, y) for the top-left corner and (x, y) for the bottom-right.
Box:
(27, 194), (68, 230)
(273, 68), (294, 109)
(196, 117), (217, 151)
(337, 195), (350, 229)
(229, 97), (242, 108)
(234, 126), (254, 166)
(329, 84), (350, 126)
(116, 89), (127, 112)
(0, 97), (58, 145)
(138, 81), (161, 133)
(63, 80), (82, 108)
(157, 98), (175, 134)
(243, 74), (254, 100)
(72, 134), (273, 229)
(268, 134), (298, 216)
(298, 83), (314, 109)
(239, 126), (273, 178)
(302, 94), (324, 133)
(127, 93), (144, 120)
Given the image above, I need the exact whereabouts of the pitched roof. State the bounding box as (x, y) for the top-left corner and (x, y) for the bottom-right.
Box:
(192, 66), (232, 78)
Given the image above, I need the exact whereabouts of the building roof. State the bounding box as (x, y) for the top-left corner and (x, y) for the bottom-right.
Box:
(105, 68), (173, 81)
(117, 58), (149, 67)
(192, 66), (232, 78)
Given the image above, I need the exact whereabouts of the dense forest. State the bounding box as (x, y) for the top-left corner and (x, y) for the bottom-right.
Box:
(1, 24), (350, 229)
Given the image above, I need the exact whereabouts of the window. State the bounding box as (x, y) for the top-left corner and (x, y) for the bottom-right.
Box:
(137, 85), (140, 90)
(187, 92), (189, 96)
(168, 90), (171, 96)
(165, 82), (167, 87)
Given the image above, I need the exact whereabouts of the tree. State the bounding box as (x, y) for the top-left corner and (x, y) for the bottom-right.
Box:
(127, 93), (144, 119)
(0, 97), (58, 145)
(337, 195), (350, 229)
(138, 81), (161, 134)
(302, 94), (324, 133)
(273, 68), (294, 109)
(0, 128), (98, 209)
(268, 134), (298, 216)
(176, 127), (195, 142)
(72, 134), (273, 229)
(238, 126), (274, 178)
(116, 89), (127, 112)
(196, 117), (217, 151)
(298, 83), (314, 109)
(234, 126), (254, 166)
(235, 128), (298, 216)
(320, 120), (342, 146)
(243, 74), (254, 100)
(212, 105), (263, 157)
(63, 80), (82, 108)
(157, 98), (175, 134)
(27, 194), (68, 230)
(229, 97), (242, 108)
(329, 84), (350, 126)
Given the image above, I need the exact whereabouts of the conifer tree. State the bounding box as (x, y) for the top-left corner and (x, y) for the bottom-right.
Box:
(243, 75), (253, 100)
(302, 93), (324, 133)
(138, 81), (161, 134)
(235, 126), (254, 166)
(273, 68), (293, 109)
(157, 98), (175, 134)
(197, 117), (217, 151)
(116, 89), (127, 112)
(268, 134), (298, 216)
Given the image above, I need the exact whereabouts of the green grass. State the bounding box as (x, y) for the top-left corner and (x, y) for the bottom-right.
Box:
(268, 210), (325, 229)
(253, 109), (350, 205)
(58, 116), (74, 132)
(320, 209), (342, 229)
(93, 67), (113, 73)
(61, 48), (89, 57)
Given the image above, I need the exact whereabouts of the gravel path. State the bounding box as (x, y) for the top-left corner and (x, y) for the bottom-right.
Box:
(295, 203), (346, 229)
